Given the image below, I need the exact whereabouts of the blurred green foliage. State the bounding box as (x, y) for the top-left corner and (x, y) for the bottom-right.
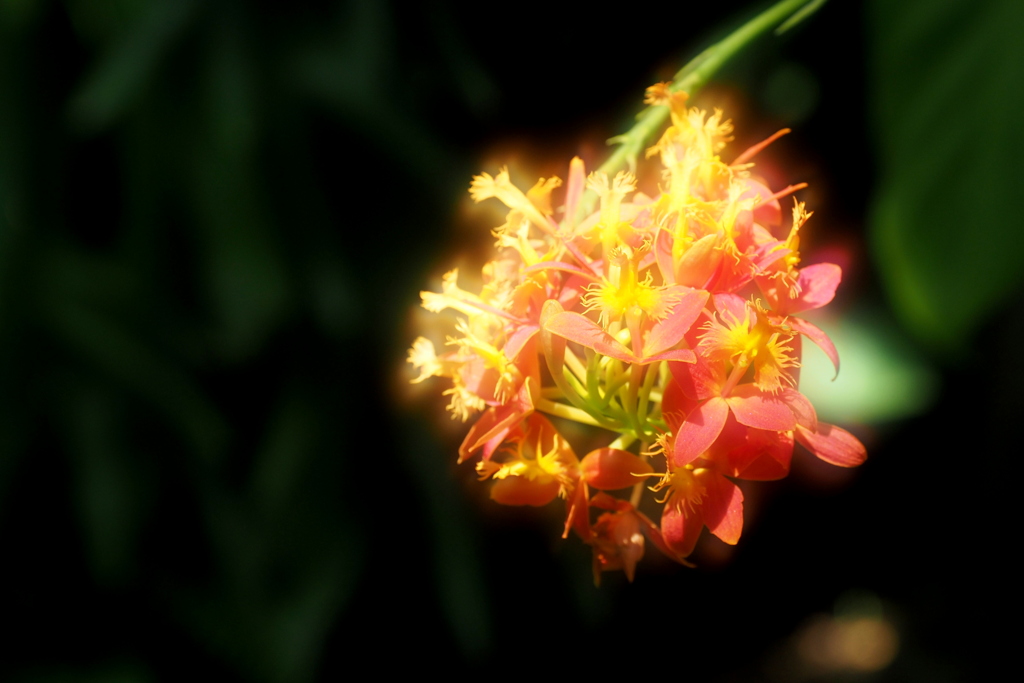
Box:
(1, 1), (376, 679)
(869, 0), (1024, 354)
(799, 312), (939, 425)
(0, 1), (515, 679)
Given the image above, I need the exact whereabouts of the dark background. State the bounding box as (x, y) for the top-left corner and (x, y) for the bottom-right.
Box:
(0, 1), (1015, 680)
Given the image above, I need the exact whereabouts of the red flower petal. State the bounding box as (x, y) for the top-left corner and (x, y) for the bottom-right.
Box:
(458, 382), (533, 462)
(708, 414), (794, 481)
(735, 431), (793, 480)
(563, 481), (592, 541)
(660, 503), (704, 559)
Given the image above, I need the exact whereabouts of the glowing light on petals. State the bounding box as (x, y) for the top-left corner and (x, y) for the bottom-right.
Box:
(407, 0), (866, 583)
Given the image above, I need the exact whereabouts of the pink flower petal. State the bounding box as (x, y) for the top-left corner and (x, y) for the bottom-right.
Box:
(780, 388), (818, 431)
(789, 333), (802, 386)
(540, 300), (567, 377)
(709, 248), (756, 293)
(752, 241), (791, 271)
(673, 396), (729, 466)
(641, 348), (696, 364)
(655, 229), (676, 284)
(709, 415), (794, 480)
(713, 292), (748, 321)
(643, 288), (709, 357)
(459, 357), (499, 404)
(795, 422), (867, 467)
(726, 384), (797, 431)
(668, 355), (724, 401)
(660, 503), (703, 559)
(741, 179), (783, 228)
(458, 383), (533, 462)
(781, 263), (841, 315)
(563, 156), (586, 226)
(524, 261), (601, 283)
(661, 375), (694, 428)
(558, 275), (588, 310)
(502, 323), (539, 361)
(676, 234), (722, 289)
(734, 432), (793, 480)
(787, 317), (839, 378)
(697, 469), (744, 545)
(544, 311), (636, 363)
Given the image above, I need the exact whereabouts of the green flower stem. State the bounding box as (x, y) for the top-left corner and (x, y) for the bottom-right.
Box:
(540, 352), (622, 428)
(586, 349), (603, 406)
(561, 368), (589, 404)
(629, 437), (652, 507)
(624, 363), (643, 431)
(542, 344), (598, 417)
(596, 372), (627, 413)
(617, 382), (636, 431)
(585, 353), (630, 424)
(643, 368), (667, 428)
(636, 360), (661, 432)
(575, 0), (824, 221)
(553, 367), (602, 418)
(537, 398), (607, 427)
(645, 417), (667, 433)
(563, 346), (588, 385)
(601, 357), (624, 406)
(607, 433), (637, 451)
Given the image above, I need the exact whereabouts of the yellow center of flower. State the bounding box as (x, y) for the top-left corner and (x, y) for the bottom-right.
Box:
(650, 464), (706, 512)
(699, 301), (798, 393)
(478, 429), (577, 498)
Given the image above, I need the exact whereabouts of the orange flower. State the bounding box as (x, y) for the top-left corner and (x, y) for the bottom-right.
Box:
(409, 63), (867, 580)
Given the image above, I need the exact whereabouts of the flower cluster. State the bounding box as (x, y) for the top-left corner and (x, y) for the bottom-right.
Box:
(409, 84), (866, 583)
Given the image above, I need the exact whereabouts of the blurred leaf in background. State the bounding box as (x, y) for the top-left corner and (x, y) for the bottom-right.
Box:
(1, 1), (378, 680)
(799, 311), (939, 425)
(869, 0), (1024, 355)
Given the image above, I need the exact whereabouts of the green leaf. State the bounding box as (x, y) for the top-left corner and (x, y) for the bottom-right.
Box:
(249, 387), (318, 513)
(67, 0), (199, 132)
(868, 0), (1024, 353)
(399, 421), (491, 659)
(185, 18), (291, 360)
(63, 383), (153, 585)
(287, 0), (453, 180)
(36, 252), (229, 465)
